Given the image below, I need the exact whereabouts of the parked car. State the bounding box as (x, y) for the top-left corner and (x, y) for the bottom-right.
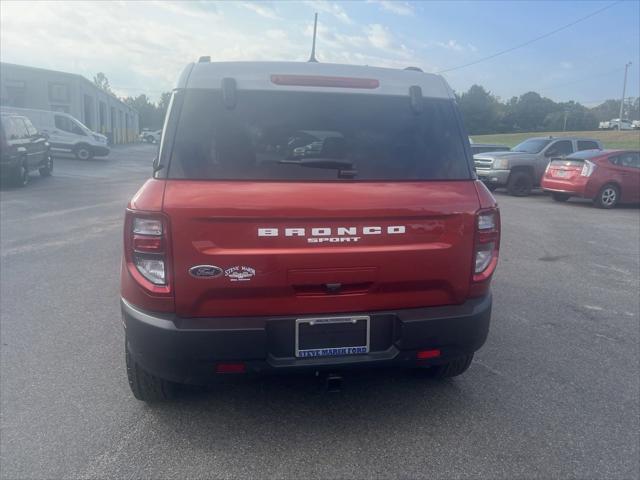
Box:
(474, 136), (603, 195)
(0, 106), (109, 160)
(139, 129), (162, 143)
(121, 60), (500, 402)
(632, 120), (640, 130)
(470, 143), (510, 155)
(542, 149), (640, 208)
(598, 118), (634, 130)
(0, 113), (53, 186)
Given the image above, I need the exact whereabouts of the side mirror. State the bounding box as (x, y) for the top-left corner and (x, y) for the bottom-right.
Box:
(40, 132), (50, 140)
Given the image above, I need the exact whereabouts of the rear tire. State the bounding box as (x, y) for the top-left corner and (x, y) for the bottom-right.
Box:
(486, 184), (498, 192)
(39, 153), (53, 177)
(429, 354), (474, 379)
(74, 144), (93, 161)
(126, 346), (175, 402)
(507, 171), (533, 196)
(594, 184), (619, 209)
(552, 192), (570, 202)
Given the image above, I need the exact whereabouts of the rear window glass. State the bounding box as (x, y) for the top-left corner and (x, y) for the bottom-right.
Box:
(24, 118), (38, 137)
(550, 159), (584, 166)
(577, 140), (600, 151)
(471, 145), (509, 154)
(512, 139), (551, 153)
(567, 149), (605, 160)
(167, 90), (471, 181)
(1, 117), (27, 139)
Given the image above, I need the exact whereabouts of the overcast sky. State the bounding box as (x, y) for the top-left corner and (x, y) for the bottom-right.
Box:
(1, 0), (638, 105)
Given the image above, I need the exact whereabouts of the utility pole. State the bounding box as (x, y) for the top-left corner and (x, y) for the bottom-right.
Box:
(619, 61), (632, 120)
(563, 110), (568, 131)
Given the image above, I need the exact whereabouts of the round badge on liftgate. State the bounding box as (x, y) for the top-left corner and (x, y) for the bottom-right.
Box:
(188, 265), (223, 279)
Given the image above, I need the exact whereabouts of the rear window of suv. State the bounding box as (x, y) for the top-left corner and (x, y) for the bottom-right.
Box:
(167, 90), (471, 181)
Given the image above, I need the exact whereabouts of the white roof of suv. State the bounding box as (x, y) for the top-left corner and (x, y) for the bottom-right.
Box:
(178, 61), (454, 99)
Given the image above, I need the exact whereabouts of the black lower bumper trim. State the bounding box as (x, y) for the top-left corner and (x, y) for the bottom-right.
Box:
(122, 294), (492, 384)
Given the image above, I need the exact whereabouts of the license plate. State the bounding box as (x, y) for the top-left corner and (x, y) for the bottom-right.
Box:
(554, 170), (568, 177)
(295, 316), (370, 358)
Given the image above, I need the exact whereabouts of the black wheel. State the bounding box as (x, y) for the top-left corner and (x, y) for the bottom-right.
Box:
(39, 152), (53, 177)
(145, 136), (154, 144)
(594, 184), (619, 209)
(429, 354), (474, 379)
(12, 160), (29, 187)
(507, 171), (533, 196)
(74, 144), (93, 161)
(552, 192), (570, 202)
(126, 345), (175, 402)
(486, 184), (498, 192)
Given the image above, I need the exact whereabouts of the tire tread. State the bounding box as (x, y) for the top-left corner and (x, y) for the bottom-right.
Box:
(126, 347), (174, 402)
(430, 354), (474, 379)
(507, 171), (533, 196)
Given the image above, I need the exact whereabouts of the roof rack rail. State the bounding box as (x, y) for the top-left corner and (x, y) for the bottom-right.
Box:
(198, 56), (211, 63)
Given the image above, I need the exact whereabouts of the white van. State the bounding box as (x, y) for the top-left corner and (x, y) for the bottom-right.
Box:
(0, 107), (109, 160)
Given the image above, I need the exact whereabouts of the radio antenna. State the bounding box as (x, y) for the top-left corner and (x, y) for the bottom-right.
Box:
(308, 13), (319, 62)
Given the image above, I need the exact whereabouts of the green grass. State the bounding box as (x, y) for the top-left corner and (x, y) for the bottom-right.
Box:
(471, 130), (640, 150)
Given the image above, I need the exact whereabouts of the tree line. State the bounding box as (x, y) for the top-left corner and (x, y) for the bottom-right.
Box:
(457, 85), (639, 135)
(93, 72), (170, 130)
(94, 72), (639, 134)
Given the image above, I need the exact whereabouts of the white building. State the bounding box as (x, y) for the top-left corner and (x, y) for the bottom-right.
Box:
(0, 62), (139, 144)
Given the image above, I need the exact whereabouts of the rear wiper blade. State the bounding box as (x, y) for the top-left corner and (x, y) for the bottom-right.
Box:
(279, 158), (354, 169)
(278, 158), (357, 178)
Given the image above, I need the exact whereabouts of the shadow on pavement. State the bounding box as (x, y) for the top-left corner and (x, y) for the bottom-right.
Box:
(144, 367), (469, 431)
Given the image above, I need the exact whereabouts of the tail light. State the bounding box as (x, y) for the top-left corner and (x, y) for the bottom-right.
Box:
(216, 362), (246, 374)
(416, 349), (441, 360)
(580, 160), (596, 177)
(472, 208), (500, 286)
(124, 210), (171, 293)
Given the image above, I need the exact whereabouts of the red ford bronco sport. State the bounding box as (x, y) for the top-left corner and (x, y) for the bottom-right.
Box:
(121, 60), (500, 401)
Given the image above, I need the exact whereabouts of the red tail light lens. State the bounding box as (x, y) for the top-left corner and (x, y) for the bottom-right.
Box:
(216, 362), (246, 374)
(132, 235), (162, 253)
(124, 211), (171, 292)
(416, 349), (441, 360)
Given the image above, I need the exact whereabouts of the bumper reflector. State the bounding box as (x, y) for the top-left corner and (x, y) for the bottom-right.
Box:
(416, 349), (441, 360)
(215, 362), (246, 374)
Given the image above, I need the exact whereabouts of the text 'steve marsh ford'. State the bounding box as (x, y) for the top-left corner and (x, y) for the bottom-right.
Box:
(121, 60), (501, 401)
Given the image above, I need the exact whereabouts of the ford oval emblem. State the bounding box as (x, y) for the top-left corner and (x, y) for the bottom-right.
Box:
(189, 265), (223, 278)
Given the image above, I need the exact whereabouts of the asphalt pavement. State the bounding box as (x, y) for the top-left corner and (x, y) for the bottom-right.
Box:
(1, 144), (638, 479)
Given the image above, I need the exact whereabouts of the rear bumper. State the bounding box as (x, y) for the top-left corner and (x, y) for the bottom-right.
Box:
(541, 177), (589, 197)
(476, 169), (510, 186)
(122, 294), (492, 384)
